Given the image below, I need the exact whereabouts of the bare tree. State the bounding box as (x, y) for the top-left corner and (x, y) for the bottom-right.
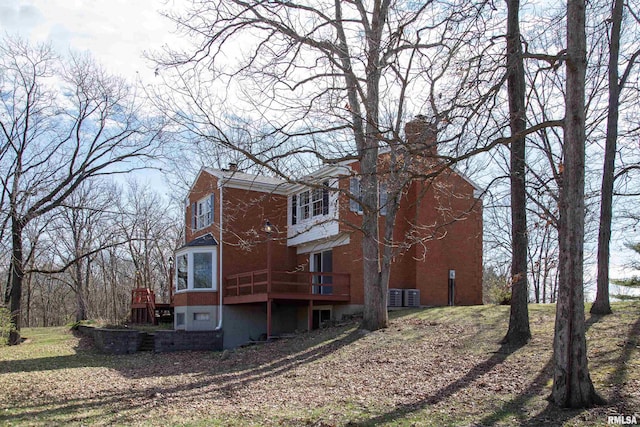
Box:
(118, 179), (182, 301)
(503, 0), (531, 345)
(0, 37), (161, 344)
(591, 0), (640, 315)
(152, 0), (525, 331)
(551, 0), (604, 407)
(43, 181), (120, 321)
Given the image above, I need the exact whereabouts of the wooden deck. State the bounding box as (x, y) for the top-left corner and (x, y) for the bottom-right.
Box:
(129, 269), (350, 337)
(130, 288), (173, 325)
(224, 269), (351, 338)
(223, 270), (350, 304)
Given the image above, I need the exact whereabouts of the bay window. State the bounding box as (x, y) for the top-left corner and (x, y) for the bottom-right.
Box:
(174, 247), (217, 291)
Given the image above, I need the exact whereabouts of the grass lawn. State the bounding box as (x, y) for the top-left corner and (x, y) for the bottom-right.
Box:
(1, 302), (638, 426)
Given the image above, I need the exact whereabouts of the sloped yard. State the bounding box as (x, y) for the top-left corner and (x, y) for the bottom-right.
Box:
(1, 302), (638, 426)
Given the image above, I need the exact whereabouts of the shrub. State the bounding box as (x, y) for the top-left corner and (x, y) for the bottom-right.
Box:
(0, 307), (15, 346)
(483, 266), (512, 305)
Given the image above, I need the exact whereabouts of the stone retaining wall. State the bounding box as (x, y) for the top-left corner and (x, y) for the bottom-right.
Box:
(77, 325), (142, 354)
(154, 330), (223, 352)
(75, 326), (223, 354)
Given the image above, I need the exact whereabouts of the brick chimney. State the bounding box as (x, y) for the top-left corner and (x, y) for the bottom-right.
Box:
(404, 115), (438, 157)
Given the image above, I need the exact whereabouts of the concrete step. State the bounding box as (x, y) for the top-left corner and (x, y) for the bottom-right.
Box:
(139, 333), (155, 352)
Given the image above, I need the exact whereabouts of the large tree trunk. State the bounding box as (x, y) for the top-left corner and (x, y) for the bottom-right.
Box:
(592, 0), (622, 316)
(8, 218), (24, 345)
(504, 0), (531, 346)
(359, 0), (389, 332)
(361, 143), (387, 331)
(551, 0), (604, 407)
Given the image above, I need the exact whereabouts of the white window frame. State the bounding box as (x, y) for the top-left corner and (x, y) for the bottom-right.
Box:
(291, 181), (331, 226)
(174, 247), (218, 292)
(349, 177), (387, 216)
(176, 253), (189, 291)
(299, 190), (311, 221)
(193, 312), (211, 321)
(194, 195), (214, 230)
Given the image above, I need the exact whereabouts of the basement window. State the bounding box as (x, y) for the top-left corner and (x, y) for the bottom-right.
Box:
(176, 312), (185, 327)
(193, 312), (210, 321)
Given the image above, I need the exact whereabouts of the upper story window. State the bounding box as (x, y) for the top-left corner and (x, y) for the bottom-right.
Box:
(191, 194), (214, 230)
(291, 181), (330, 225)
(349, 178), (388, 215)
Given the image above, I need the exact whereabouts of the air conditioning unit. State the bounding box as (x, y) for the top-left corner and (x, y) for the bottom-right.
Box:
(403, 289), (420, 307)
(388, 288), (403, 307)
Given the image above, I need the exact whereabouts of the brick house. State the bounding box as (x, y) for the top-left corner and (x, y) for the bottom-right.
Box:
(174, 121), (483, 348)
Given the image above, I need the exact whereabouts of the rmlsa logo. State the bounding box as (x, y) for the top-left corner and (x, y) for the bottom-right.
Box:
(608, 415), (638, 425)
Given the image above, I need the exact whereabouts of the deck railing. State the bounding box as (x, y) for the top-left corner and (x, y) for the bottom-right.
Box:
(224, 270), (350, 299)
(131, 288), (156, 324)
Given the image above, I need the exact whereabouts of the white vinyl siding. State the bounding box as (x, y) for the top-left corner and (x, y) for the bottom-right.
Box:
(287, 180), (339, 246)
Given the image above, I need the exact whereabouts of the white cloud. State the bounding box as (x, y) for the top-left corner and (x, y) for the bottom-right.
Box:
(0, 2), (44, 34)
(0, 0), (181, 81)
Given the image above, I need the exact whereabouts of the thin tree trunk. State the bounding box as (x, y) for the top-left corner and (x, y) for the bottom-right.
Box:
(74, 262), (87, 322)
(551, 0), (604, 407)
(3, 264), (12, 306)
(8, 218), (23, 345)
(24, 272), (31, 328)
(504, 0), (531, 345)
(592, 0), (623, 316)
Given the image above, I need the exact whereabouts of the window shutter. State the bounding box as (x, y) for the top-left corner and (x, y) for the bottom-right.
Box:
(291, 194), (297, 225)
(349, 178), (361, 212)
(379, 182), (388, 215)
(191, 202), (197, 230)
(209, 194), (215, 225)
(322, 181), (329, 215)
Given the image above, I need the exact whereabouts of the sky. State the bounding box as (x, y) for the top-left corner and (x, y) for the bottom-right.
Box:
(1, 0), (638, 293)
(0, 0), (181, 82)
(0, 0), (192, 198)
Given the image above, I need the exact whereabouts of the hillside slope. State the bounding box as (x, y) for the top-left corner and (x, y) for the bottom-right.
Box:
(1, 302), (638, 426)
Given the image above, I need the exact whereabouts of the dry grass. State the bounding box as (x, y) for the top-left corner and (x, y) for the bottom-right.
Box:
(1, 302), (638, 426)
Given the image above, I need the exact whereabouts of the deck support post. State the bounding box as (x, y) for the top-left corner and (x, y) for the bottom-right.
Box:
(308, 299), (313, 332)
(267, 298), (272, 340)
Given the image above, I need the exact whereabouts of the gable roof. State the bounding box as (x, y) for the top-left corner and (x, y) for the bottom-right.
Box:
(188, 156), (483, 199)
(181, 232), (218, 248)
(204, 168), (289, 195)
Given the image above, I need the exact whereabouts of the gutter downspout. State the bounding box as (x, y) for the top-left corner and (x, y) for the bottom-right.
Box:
(215, 180), (224, 330)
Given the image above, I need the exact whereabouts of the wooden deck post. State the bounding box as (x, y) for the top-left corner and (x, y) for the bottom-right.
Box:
(308, 299), (313, 332)
(267, 298), (272, 340)
(266, 236), (272, 293)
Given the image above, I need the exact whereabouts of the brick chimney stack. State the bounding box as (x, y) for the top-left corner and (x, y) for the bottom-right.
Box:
(404, 115), (438, 157)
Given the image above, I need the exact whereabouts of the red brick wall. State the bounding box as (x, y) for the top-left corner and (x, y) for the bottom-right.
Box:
(177, 170), (293, 307)
(179, 165), (483, 309)
(175, 171), (220, 308)
(220, 186), (293, 278)
(173, 292), (218, 306)
(412, 170), (483, 305)
(334, 161), (483, 306)
(185, 170), (221, 243)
